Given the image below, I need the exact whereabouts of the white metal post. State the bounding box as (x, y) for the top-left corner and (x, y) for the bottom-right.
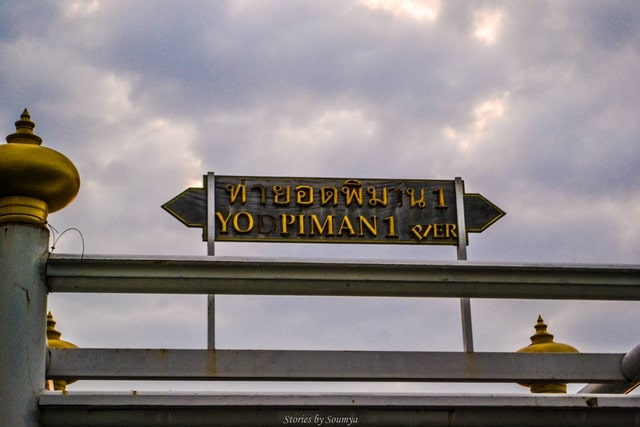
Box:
(455, 177), (473, 352)
(206, 172), (216, 349)
(0, 224), (49, 427)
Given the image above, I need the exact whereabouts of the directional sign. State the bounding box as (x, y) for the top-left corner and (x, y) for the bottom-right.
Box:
(162, 175), (505, 245)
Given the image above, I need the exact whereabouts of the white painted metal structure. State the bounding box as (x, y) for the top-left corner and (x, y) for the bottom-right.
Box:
(46, 255), (640, 299)
(0, 225), (49, 427)
(454, 177), (473, 353)
(40, 254), (640, 425)
(38, 393), (640, 427)
(2, 227), (640, 425)
(45, 348), (634, 383)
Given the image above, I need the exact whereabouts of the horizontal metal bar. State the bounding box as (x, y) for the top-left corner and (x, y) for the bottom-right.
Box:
(47, 255), (640, 300)
(38, 391), (640, 407)
(580, 344), (640, 394)
(39, 392), (640, 427)
(47, 349), (627, 383)
(579, 381), (640, 394)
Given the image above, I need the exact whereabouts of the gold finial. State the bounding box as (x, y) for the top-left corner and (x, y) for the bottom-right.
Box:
(5, 108), (43, 145)
(0, 109), (80, 226)
(46, 311), (78, 391)
(516, 315), (579, 393)
(530, 314), (554, 344)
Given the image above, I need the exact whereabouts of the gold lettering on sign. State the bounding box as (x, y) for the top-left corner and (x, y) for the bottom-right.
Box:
(320, 187), (339, 206)
(434, 187), (448, 208)
(384, 215), (399, 238)
(410, 224), (425, 240)
(406, 187), (426, 208)
(225, 183), (247, 204)
(273, 185), (291, 206)
(232, 212), (254, 233)
(295, 185), (314, 206)
(215, 178), (462, 244)
(341, 180), (363, 207)
(410, 223), (457, 241)
(310, 214), (335, 236)
(367, 187), (388, 207)
(358, 215), (377, 237)
(338, 215), (356, 236)
(215, 211), (233, 233)
(280, 213), (296, 236)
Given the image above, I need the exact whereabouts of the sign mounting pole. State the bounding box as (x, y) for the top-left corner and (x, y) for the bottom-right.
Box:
(455, 177), (473, 352)
(207, 172), (216, 350)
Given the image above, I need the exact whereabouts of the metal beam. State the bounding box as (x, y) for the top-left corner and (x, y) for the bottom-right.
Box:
(580, 344), (640, 394)
(39, 392), (640, 427)
(47, 255), (640, 300)
(47, 349), (627, 383)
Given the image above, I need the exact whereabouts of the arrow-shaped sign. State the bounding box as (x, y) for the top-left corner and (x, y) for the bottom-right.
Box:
(463, 193), (505, 232)
(162, 187), (206, 229)
(162, 175), (505, 245)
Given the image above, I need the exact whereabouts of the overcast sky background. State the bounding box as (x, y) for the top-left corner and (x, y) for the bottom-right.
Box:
(1, 0), (639, 394)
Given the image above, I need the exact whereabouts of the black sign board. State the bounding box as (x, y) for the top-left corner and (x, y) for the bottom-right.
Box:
(162, 175), (505, 245)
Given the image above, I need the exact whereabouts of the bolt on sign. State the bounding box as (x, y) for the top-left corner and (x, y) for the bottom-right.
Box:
(162, 175), (505, 245)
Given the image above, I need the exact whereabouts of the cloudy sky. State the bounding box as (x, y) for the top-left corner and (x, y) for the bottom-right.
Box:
(1, 0), (639, 394)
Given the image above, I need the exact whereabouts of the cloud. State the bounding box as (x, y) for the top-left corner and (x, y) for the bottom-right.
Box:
(472, 8), (504, 46)
(63, 0), (100, 18)
(359, 0), (441, 22)
(442, 92), (509, 153)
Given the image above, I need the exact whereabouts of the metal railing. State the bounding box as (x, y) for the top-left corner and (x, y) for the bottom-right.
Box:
(41, 254), (640, 426)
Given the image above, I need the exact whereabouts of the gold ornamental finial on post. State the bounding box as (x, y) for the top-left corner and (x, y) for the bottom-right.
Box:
(0, 109), (80, 226)
(517, 315), (579, 393)
(46, 311), (78, 391)
(5, 108), (43, 145)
